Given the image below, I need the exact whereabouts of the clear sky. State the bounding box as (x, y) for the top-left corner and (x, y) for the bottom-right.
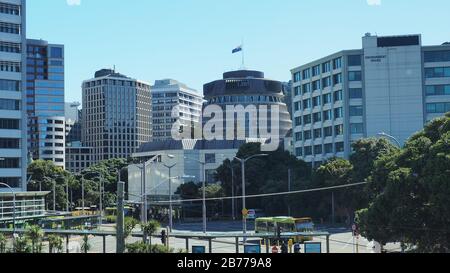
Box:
(27, 0), (450, 103)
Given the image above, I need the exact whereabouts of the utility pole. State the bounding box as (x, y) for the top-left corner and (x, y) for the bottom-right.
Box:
(288, 169), (292, 217)
(231, 165), (235, 221)
(331, 192), (335, 225)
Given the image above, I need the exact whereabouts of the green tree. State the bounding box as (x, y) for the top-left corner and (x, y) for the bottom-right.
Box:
(357, 113), (450, 252)
(124, 217), (139, 239)
(48, 234), (64, 253)
(25, 225), (44, 253)
(13, 236), (31, 253)
(0, 233), (6, 253)
(141, 220), (160, 246)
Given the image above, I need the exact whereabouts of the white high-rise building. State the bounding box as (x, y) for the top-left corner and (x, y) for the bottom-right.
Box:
(151, 79), (203, 142)
(291, 34), (450, 166)
(0, 0), (27, 191)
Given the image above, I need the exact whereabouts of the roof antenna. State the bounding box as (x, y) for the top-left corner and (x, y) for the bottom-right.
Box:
(113, 65), (116, 73)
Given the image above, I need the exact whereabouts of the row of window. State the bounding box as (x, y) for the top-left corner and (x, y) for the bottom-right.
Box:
(0, 61), (21, 72)
(0, 41), (21, 53)
(295, 142), (345, 157)
(294, 108), (345, 126)
(0, 157), (20, 168)
(0, 3), (21, 16)
(424, 67), (450, 78)
(84, 79), (149, 89)
(208, 95), (282, 104)
(293, 56), (362, 83)
(0, 98), (20, 110)
(0, 79), (21, 91)
(0, 177), (21, 188)
(295, 125), (344, 141)
(0, 21), (21, 34)
(426, 102), (450, 114)
(426, 85), (450, 96)
(0, 138), (20, 149)
(294, 91), (343, 111)
(0, 118), (19, 129)
(424, 50), (450, 63)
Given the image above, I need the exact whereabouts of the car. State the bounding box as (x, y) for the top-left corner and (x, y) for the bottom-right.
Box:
(247, 209), (265, 220)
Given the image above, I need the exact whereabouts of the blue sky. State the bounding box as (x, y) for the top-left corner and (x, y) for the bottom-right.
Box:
(27, 0), (450, 103)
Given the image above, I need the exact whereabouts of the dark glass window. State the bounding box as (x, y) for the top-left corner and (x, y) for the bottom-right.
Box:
(350, 123), (364, 134)
(348, 55), (362, 66)
(314, 145), (323, 155)
(424, 51), (450, 63)
(349, 88), (363, 99)
(425, 85), (450, 96)
(50, 47), (63, 58)
(349, 71), (362, 81)
(335, 142), (345, 153)
(0, 158), (20, 168)
(349, 106), (363, 116)
(324, 126), (333, 137)
(335, 124), (344, 135)
(0, 138), (19, 149)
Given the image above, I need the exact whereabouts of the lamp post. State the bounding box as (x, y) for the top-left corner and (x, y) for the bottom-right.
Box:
(162, 163), (177, 232)
(377, 132), (402, 148)
(184, 156), (207, 233)
(234, 154), (268, 242)
(84, 171), (105, 226)
(0, 183), (16, 242)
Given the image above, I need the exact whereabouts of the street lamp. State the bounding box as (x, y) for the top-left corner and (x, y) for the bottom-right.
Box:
(377, 132), (402, 148)
(84, 171), (105, 226)
(234, 154), (268, 242)
(184, 156), (208, 233)
(161, 162), (177, 232)
(0, 183), (16, 243)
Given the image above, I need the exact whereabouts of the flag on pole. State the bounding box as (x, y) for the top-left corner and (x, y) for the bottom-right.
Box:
(232, 45), (243, 54)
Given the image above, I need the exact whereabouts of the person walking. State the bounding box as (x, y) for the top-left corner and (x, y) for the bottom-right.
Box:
(161, 229), (167, 246)
(294, 242), (302, 254)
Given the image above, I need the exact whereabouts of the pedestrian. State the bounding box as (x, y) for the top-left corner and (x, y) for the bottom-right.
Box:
(294, 242), (301, 254)
(161, 229), (167, 246)
(281, 241), (288, 254)
(272, 244), (279, 254)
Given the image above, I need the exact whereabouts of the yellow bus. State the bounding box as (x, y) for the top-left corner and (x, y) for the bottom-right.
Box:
(255, 217), (315, 243)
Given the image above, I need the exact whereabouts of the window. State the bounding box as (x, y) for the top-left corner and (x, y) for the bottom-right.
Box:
(0, 158), (20, 168)
(323, 110), (332, 121)
(0, 99), (20, 110)
(304, 146), (313, 156)
(425, 85), (450, 96)
(335, 124), (344, 135)
(0, 41), (21, 53)
(349, 88), (363, 99)
(0, 119), (19, 129)
(322, 93), (332, 105)
(334, 90), (343, 102)
(293, 72), (301, 82)
(325, 143), (333, 154)
(314, 128), (322, 139)
(0, 22), (21, 35)
(322, 62), (331, 73)
(294, 86), (301, 96)
(349, 106), (363, 116)
(304, 131), (312, 140)
(313, 112), (322, 123)
(324, 126), (333, 137)
(322, 77), (331, 88)
(302, 83), (311, 94)
(424, 51), (450, 63)
(205, 153), (216, 164)
(334, 108), (344, 118)
(333, 73), (342, 85)
(302, 69), (311, 79)
(303, 115), (312, 125)
(295, 147), (303, 157)
(314, 145), (323, 155)
(313, 96), (321, 107)
(350, 123), (364, 134)
(312, 80), (321, 91)
(349, 71), (362, 81)
(294, 117), (302, 126)
(0, 138), (19, 149)
(426, 103), (450, 113)
(312, 65), (321, 77)
(335, 142), (345, 153)
(50, 47), (63, 58)
(294, 102), (300, 111)
(295, 132), (302, 141)
(303, 99), (312, 109)
(333, 57), (342, 70)
(0, 79), (21, 92)
(0, 61), (21, 72)
(425, 67), (450, 78)
(0, 3), (21, 16)
(348, 55), (362, 66)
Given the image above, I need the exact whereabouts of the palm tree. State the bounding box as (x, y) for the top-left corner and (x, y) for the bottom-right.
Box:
(141, 220), (160, 247)
(13, 236), (31, 253)
(48, 234), (64, 253)
(25, 225), (44, 253)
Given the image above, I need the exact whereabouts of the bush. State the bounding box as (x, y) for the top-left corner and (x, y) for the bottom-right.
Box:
(14, 236), (31, 253)
(126, 242), (173, 253)
(105, 215), (117, 224)
(0, 233), (6, 253)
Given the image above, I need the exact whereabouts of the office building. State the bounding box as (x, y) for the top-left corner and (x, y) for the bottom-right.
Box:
(65, 145), (94, 174)
(151, 79), (203, 142)
(0, 0), (27, 191)
(203, 70), (292, 145)
(26, 39), (65, 168)
(291, 34), (450, 165)
(65, 101), (81, 145)
(82, 69), (152, 163)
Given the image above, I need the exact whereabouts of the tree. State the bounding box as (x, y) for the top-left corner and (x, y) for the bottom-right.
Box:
(124, 217), (139, 239)
(13, 236), (31, 253)
(175, 182), (200, 199)
(0, 233), (6, 253)
(25, 225), (44, 253)
(357, 113), (450, 252)
(141, 220), (160, 247)
(48, 234), (64, 253)
(81, 234), (91, 253)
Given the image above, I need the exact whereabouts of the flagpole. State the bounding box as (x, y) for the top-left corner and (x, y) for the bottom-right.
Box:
(241, 38), (245, 69)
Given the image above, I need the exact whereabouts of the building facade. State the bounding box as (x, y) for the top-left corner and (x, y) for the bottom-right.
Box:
(0, 0), (27, 191)
(82, 69), (152, 164)
(151, 79), (203, 142)
(65, 145), (94, 174)
(65, 101), (81, 145)
(291, 34), (450, 166)
(203, 70), (292, 146)
(26, 39), (65, 168)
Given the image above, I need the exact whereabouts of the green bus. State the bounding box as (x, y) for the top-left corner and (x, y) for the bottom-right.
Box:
(255, 217), (315, 243)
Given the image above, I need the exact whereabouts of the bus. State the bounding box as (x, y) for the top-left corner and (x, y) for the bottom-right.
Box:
(255, 217), (315, 243)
